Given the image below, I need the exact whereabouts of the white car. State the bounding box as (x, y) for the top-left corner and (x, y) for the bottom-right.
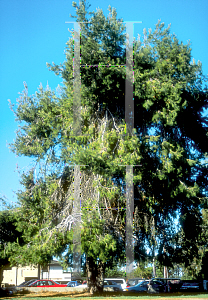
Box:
(103, 279), (122, 291)
(104, 278), (126, 290)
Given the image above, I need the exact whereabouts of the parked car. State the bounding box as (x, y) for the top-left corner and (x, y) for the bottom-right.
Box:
(124, 279), (166, 294)
(67, 281), (83, 287)
(148, 279), (166, 293)
(180, 282), (200, 291)
(152, 278), (181, 292)
(81, 281), (88, 288)
(28, 279), (67, 287)
(126, 278), (146, 287)
(6, 279), (38, 294)
(103, 280), (122, 291)
(124, 280), (149, 293)
(70, 279), (83, 285)
(104, 278), (126, 290)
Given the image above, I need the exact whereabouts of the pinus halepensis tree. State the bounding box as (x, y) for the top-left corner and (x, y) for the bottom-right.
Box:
(6, 0), (208, 293)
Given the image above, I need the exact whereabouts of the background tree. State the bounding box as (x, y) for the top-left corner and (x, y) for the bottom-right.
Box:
(132, 261), (153, 279)
(0, 204), (24, 284)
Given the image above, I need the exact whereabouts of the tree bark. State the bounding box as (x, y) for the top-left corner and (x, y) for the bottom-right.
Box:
(97, 260), (104, 293)
(153, 257), (156, 277)
(164, 265), (168, 278)
(86, 256), (104, 294)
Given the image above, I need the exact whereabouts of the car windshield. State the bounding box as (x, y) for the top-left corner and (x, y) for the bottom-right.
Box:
(29, 281), (38, 286)
(19, 280), (36, 286)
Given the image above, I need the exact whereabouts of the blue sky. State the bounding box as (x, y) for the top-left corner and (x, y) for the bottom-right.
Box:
(0, 0), (208, 207)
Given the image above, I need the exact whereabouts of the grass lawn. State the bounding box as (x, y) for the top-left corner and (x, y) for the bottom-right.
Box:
(5, 291), (208, 300)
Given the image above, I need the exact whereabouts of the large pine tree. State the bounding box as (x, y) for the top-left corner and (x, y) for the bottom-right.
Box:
(5, 0), (208, 291)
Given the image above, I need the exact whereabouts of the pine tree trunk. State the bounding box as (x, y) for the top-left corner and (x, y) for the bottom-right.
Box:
(164, 266), (168, 278)
(153, 257), (156, 277)
(86, 256), (104, 294)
